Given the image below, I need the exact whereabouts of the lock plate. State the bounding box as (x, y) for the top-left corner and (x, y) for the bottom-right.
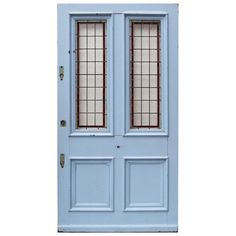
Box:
(60, 154), (65, 168)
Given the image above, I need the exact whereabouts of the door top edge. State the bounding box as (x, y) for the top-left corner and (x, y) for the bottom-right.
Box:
(57, 4), (178, 14)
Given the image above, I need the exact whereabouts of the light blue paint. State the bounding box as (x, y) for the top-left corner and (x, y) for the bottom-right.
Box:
(58, 3), (178, 233)
(70, 157), (114, 211)
(123, 156), (168, 212)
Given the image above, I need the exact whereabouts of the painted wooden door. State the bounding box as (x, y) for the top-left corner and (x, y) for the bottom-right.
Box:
(58, 4), (178, 232)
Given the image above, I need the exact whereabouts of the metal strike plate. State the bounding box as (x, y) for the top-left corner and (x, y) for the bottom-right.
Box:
(60, 154), (65, 168)
(60, 120), (66, 127)
(59, 66), (64, 80)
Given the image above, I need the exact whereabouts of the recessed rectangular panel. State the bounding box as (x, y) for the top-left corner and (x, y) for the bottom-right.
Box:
(70, 157), (113, 211)
(124, 157), (168, 211)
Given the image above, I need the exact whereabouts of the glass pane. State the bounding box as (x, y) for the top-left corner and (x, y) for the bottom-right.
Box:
(130, 21), (161, 128)
(76, 21), (107, 128)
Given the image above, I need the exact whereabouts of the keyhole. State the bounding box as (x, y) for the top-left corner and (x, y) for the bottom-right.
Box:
(116, 145), (120, 149)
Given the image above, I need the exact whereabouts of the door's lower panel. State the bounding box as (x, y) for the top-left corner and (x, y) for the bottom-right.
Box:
(70, 157), (114, 212)
(123, 157), (168, 212)
(59, 156), (174, 231)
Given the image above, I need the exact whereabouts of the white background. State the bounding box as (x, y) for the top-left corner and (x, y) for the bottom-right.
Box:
(0, 0), (236, 235)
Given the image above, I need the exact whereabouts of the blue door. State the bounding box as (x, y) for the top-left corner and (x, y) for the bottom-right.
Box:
(58, 4), (178, 232)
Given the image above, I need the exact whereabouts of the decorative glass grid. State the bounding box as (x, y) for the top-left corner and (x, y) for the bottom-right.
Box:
(130, 21), (161, 128)
(76, 21), (107, 128)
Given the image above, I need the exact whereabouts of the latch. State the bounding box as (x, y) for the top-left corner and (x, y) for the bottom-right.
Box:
(60, 154), (65, 168)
